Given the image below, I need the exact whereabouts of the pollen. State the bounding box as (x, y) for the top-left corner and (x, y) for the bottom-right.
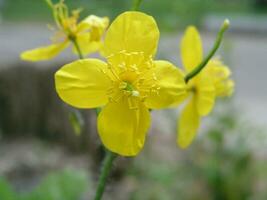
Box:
(132, 90), (140, 97)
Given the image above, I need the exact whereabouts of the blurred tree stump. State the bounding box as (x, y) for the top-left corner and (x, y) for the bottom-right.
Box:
(0, 63), (101, 160)
(0, 62), (130, 177)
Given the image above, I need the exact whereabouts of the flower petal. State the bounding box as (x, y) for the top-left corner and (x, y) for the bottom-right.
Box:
(20, 41), (69, 61)
(76, 15), (109, 56)
(103, 11), (159, 58)
(181, 26), (203, 72)
(217, 79), (234, 97)
(74, 33), (103, 55)
(195, 73), (216, 116)
(97, 97), (151, 156)
(177, 97), (200, 148)
(77, 15), (109, 32)
(55, 59), (111, 108)
(207, 59), (231, 78)
(145, 60), (187, 109)
(206, 59), (234, 97)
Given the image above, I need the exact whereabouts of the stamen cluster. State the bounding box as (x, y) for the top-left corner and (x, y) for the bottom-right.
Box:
(104, 51), (160, 108)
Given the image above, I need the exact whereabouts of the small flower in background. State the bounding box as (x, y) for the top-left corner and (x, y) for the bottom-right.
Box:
(20, 0), (109, 61)
(75, 15), (109, 56)
(55, 11), (187, 156)
(177, 26), (234, 148)
(205, 58), (234, 97)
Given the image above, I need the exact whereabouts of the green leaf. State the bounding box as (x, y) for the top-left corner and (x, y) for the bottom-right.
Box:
(0, 178), (17, 200)
(23, 169), (90, 200)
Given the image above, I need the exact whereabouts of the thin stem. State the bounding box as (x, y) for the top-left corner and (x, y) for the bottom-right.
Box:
(45, 0), (54, 9)
(71, 37), (84, 59)
(132, 0), (144, 11)
(184, 19), (230, 83)
(94, 151), (117, 200)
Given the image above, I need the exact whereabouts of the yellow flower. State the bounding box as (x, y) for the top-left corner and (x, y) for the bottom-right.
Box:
(177, 26), (234, 148)
(205, 58), (234, 97)
(20, 0), (109, 61)
(55, 11), (187, 156)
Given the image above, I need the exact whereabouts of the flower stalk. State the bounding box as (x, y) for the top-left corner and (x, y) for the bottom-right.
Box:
(71, 37), (83, 59)
(94, 151), (117, 200)
(45, 0), (53, 9)
(132, 0), (144, 11)
(184, 19), (230, 83)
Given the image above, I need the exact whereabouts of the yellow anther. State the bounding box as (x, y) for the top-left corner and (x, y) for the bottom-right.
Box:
(119, 82), (127, 89)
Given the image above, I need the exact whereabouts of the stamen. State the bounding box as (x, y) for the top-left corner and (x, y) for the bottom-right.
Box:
(119, 82), (127, 89)
(107, 64), (121, 81)
(128, 97), (139, 110)
(105, 51), (160, 107)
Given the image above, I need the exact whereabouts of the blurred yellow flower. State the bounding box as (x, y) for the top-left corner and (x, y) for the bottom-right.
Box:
(55, 11), (187, 156)
(20, 0), (109, 61)
(177, 26), (234, 148)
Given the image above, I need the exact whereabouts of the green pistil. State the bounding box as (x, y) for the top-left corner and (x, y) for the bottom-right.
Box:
(125, 82), (134, 92)
(121, 82), (140, 97)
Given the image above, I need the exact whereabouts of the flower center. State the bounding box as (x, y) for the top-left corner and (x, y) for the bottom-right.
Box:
(104, 51), (159, 107)
(186, 79), (197, 94)
(119, 81), (140, 97)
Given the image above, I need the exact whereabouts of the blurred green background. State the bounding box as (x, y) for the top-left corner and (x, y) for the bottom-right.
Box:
(1, 0), (267, 199)
(1, 0), (267, 30)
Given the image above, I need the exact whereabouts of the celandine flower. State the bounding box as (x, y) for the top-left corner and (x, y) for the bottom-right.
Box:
(20, 0), (109, 61)
(177, 26), (234, 148)
(55, 11), (187, 156)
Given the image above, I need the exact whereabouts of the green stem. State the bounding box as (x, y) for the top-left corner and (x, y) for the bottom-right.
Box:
(71, 37), (84, 59)
(132, 0), (143, 11)
(44, 0), (54, 9)
(94, 151), (117, 200)
(184, 19), (230, 83)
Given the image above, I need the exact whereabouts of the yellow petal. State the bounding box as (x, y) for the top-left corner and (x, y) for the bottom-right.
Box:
(195, 72), (216, 116)
(55, 59), (111, 108)
(207, 59), (231, 78)
(206, 59), (235, 97)
(103, 11), (159, 58)
(97, 97), (151, 156)
(74, 33), (103, 55)
(177, 97), (200, 148)
(145, 60), (187, 109)
(217, 79), (234, 97)
(181, 26), (203, 72)
(77, 15), (109, 32)
(20, 41), (69, 61)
